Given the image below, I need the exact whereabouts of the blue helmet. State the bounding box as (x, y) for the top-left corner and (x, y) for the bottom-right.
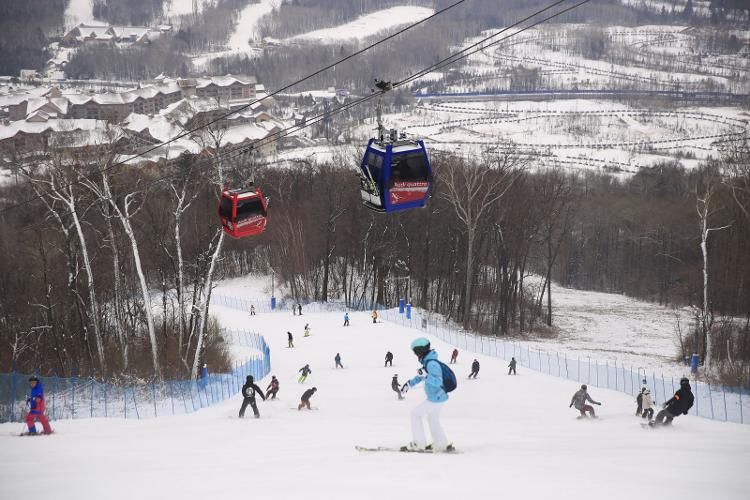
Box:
(410, 337), (431, 359)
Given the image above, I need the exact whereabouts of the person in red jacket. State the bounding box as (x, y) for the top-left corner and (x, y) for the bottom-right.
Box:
(25, 376), (52, 435)
(450, 349), (458, 364)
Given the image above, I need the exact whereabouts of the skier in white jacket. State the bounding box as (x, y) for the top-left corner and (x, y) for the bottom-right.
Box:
(641, 388), (655, 420)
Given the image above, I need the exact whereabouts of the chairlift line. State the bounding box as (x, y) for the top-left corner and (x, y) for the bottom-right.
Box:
(4, 0), (594, 234)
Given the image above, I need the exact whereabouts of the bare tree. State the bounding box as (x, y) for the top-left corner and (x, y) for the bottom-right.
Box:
(438, 150), (524, 326)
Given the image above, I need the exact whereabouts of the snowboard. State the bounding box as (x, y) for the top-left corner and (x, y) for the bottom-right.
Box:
(355, 445), (460, 454)
(576, 415), (601, 420)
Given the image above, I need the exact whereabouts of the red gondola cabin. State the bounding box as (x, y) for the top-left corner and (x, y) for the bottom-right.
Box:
(218, 186), (268, 239)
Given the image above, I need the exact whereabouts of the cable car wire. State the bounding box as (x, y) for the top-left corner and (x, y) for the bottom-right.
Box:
(0, 0), (474, 217)
(2, 0), (592, 225)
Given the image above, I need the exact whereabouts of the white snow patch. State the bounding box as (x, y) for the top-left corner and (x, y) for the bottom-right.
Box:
(288, 6), (434, 43)
(228, 0), (281, 50)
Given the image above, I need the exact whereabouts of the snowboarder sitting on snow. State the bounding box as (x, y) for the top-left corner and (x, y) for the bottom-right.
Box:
(266, 376), (280, 399)
(570, 384), (601, 418)
(25, 376), (52, 435)
(344, 312), (350, 326)
(401, 338), (454, 452)
(392, 374), (404, 400)
(384, 351), (394, 367)
(468, 359), (480, 379)
(641, 388), (655, 420)
(298, 364), (312, 383)
(239, 375), (266, 418)
(450, 349), (458, 364)
(287, 331), (294, 348)
(335, 353), (344, 369)
(654, 377), (694, 425)
(298, 387), (317, 410)
(508, 357), (517, 375)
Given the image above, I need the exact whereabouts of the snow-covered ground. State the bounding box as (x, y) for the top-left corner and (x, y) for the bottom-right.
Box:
(63, 0), (95, 29)
(288, 6), (435, 43)
(2, 278), (748, 499)
(228, 0), (280, 50)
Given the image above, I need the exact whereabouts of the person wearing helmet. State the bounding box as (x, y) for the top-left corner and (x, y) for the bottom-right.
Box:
(25, 376), (52, 434)
(569, 384), (601, 418)
(239, 375), (266, 418)
(654, 377), (694, 425)
(401, 338), (453, 452)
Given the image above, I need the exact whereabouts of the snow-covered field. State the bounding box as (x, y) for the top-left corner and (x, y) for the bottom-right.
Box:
(63, 0), (95, 29)
(2, 278), (748, 499)
(228, 0), (280, 50)
(288, 6), (434, 43)
(366, 98), (748, 172)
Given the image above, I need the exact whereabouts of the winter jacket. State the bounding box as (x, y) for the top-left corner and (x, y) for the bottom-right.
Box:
(391, 377), (400, 391)
(385, 352), (393, 361)
(408, 350), (448, 403)
(335, 354), (341, 363)
(287, 332), (293, 340)
(28, 382), (45, 413)
(301, 388), (316, 401)
(570, 389), (599, 409)
(241, 377), (265, 401)
(508, 359), (516, 368)
(666, 385), (694, 415)
(267, 378), (279, 392)
(471, 360), (480, 372)
(641, 390), (654, 410)
(299, 365), (312, 376)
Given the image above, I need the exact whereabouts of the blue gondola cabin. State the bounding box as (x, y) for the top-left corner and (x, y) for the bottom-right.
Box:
(359, 138), (433, 213)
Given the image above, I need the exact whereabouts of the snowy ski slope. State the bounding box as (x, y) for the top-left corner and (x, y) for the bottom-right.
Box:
(1, 281), (749, 499)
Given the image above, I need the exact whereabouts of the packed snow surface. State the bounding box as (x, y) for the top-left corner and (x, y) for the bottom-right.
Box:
(289, 6), (435, 43)
(63, 0), (95, 29)
(228, 0), (280, 50)
(2, 279), (749, 499)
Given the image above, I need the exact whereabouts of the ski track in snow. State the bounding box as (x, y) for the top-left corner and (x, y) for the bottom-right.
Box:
(288, 6), (435, 43)
(228, 0), (280, 50)
(63, 0), (95, 29)
(1, 277), (749, 499)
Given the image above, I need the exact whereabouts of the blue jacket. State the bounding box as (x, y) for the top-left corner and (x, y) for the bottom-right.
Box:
(408, 351), (448, 403)
(29, 382), (44, 411)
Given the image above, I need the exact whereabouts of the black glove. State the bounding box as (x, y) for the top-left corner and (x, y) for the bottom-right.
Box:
(595, 402), (601, 406)
(417, 368), (423, 376)
(401, 383), (409, 394)
(683, 411), (688, 415)
(569, 403), (573, 408)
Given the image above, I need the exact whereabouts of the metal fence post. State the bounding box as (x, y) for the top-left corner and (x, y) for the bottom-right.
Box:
(739, 389), (744, 424)
(104, 383), (108, 418)
(596, 361), (599, 387)
(124, 385), (127, 419)
(169, 381), (175, 416)
(132, 388), (140, 419)
(90, 379), (95, 417)
(10, 368), (17, 422)
(72, 376), (77, 419)
(708, 384), (715, 420)
(606, 362), (609, 389)
(152, 381), (158, 418)
(722, 386), (728, 422)
(52, 373), (57, 420)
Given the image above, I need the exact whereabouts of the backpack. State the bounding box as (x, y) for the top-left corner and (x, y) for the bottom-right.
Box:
(425, 359), (457, 393)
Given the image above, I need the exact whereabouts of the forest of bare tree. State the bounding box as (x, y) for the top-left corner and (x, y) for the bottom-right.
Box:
(1, 133), (748, 385)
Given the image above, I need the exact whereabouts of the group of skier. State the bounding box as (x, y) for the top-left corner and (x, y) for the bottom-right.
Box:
(568, 377), (695, 427)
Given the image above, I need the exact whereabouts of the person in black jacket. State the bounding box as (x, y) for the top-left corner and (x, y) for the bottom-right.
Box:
(392, 374), (404, 400)
(468, 359), (480, 379)
(508, 357), (517, 375)
(298, 364), (312, 383)
(298, 387), (317, 410)
(287, 331), (294, 348)
(335, 353), (344, 369)
(654, 377), (694, 425)
(239, 375), (266, 418)
(384, 351), (394, 367)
